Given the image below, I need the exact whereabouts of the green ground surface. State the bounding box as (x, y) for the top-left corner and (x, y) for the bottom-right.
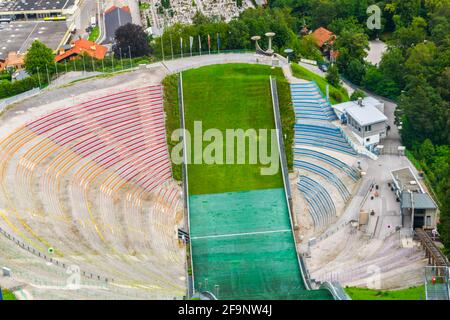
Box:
(1, 289), (16, 300)
(183, 64), (333, 300)
(182, 64), (284, 195)
(189, 188), (332, 300)
(291, 63), (349, 104)
(345, 286), (425, 300)
(88, 26), (99, 42)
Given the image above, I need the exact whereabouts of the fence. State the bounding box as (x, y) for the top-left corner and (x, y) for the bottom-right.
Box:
(0, 88), (40, 113)
(0, 225), (113, 284)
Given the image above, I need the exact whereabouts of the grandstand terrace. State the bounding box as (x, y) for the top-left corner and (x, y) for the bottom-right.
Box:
(0, 84), (186, 299)
(290, 81), (360, 235)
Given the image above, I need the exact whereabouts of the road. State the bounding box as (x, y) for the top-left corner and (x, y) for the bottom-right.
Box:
(74, 0), (100, 39)
(365, 40), (388, 66)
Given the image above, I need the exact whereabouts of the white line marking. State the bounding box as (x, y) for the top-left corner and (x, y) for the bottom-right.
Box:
(191, 229), (291, 240)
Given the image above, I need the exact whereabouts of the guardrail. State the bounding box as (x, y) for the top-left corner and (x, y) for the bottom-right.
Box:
(0, 225), (113, 284)
(0, 88), (41, 113)
(320, 281), (352, 300)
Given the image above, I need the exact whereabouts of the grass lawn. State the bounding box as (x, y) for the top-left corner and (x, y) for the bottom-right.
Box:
(1, 289), (17, 300)
(88, 26), (100, 42)
(345, 286), (425, 300)
(181, 64), (289, 195)
(291, 63), (349, 104)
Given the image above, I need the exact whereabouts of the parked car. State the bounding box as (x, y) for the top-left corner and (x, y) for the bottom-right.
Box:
(319, 64), (328, 72)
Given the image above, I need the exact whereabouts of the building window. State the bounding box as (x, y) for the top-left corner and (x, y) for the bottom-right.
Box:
(366, 138), (370, 142)
(426, 216), (431, 226)
(365, 125), (372, 132)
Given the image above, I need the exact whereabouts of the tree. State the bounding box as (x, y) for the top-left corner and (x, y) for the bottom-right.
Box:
(419, 139), (436, 163)
(24, 40), (55, 75)
(378, 47), (406, 90)
(392, 17), (427, 50)
(309, 0), (338, 29)
(345, 58), (366, 85)
(385, 0), (421, 27)
(404, 42), (438, 81)
(328, 16), (364, 35)
(113, 23), (151, 58)
(295, 35), (323, 61)
(326, 64), (340, 87)
(397, 77), (448, 147)
(334, 29), (369, 63)
(350, 89), (366, 101)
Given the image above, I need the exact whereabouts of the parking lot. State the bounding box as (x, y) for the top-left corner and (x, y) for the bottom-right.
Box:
(0, 20), (68, 59)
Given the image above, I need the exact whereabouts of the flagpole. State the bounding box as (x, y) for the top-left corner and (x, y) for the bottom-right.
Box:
(180, 37), (183, 58)
(217, 33), (220, 54)
(170, 34), (174, 60)
(198, 35), (201, 56)
(161, 34), (165, 61)
(208, 34), (211, 55)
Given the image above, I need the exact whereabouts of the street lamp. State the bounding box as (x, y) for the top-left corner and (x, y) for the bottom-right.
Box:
(284, 48), (293, 63)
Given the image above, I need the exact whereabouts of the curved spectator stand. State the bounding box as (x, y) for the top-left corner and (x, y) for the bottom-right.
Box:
(290, 82), (360, 233)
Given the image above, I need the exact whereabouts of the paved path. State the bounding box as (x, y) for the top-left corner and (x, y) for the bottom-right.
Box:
(298, 61), (355, 95)
(366, 40), (388, 66)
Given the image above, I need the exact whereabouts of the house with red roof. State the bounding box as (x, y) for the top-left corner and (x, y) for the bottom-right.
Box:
(54, 39), (108, 63)
(311, 27), (338, 62)
(311, 27), (336, 48)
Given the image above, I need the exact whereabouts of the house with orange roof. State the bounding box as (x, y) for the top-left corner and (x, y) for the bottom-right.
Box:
(0, 51), (25, 72)
(311, 27), (336, 48)
(311, 27), (338, 62)
(54, 39), (108, 63)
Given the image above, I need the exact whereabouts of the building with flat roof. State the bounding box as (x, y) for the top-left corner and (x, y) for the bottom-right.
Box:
(391, 167), (438, 230)
(333, 97), (388, 149)
(0, 20), (70, 60)
(0, 0), (78, 20)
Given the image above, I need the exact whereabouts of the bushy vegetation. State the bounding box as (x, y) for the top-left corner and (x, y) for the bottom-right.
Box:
(277, 77), (295, 171)
(162, 74), (182, 181)
(1, 289), (16, 300)
(345, 286), (425, 300)
(291, 63), (349, 104)
(153, 9), (305, 60)
(113, 23), (152, 58)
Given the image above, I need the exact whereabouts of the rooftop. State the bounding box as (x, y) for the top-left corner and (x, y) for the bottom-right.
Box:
(55, 39), (107, 62)
(311, 27), (335, 47)
(0, 20), (68, 59)
(391, 167), (423, 193)
(334, 98), (387, 126)
(0, 0), (76, 14)
(401, 192), (437, 210)
(104, 5), (132, 43)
